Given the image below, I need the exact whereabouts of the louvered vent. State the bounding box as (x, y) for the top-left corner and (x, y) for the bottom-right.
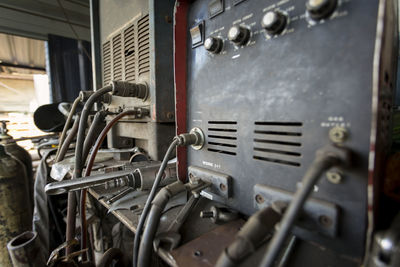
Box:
(102, 41), (112, 85)
(207, 121), (237, 156)
(112, 34), (123, 80)
(253, 122), (302, 167)
(137, 15), (150, 76)
(124, 24), (136, 82)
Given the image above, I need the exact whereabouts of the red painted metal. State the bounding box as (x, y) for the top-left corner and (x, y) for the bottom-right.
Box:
(174, 0), (190, 181)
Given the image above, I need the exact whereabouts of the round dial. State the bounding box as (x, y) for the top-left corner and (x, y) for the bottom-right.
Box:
(306, 0), (338, 20)
(261, 11), (287, 35)
(204, 37), (223, 54)
(228, 25), (250, 45)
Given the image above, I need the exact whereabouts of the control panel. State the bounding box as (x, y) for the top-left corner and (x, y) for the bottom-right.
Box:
(182, 0), (398, 262)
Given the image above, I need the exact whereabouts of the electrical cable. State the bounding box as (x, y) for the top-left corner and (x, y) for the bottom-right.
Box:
(80, 110), (138, 260)
(133, 138), (180, 267)
(82, 110), (107, 163)
(258, 152), (343, 267)
(137, 181), (187, 267)
(56, 113), (80, 162)
(65, 85), (112, 255)
(55, 96), (81, 160)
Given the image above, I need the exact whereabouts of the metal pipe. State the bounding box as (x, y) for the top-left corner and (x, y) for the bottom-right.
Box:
(45, 169), (136, 195)
(89, 0), (102, 91)
(7, 231), (46, 267)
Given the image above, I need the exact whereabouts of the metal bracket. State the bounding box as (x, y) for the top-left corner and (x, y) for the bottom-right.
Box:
(254, 184), (339, 237)
(188, 166), (232, 198)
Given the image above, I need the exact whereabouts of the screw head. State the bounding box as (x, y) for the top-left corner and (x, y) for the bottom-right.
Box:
(255, 194), (265, 204)
(326, 171), (342, 184)
(318, 215), (333, 227)
(219, 183), (227, 191)
(193, 250), (202, 257)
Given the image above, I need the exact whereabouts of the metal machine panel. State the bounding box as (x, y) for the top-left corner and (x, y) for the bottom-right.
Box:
(99, 0), (176, 160)
(181, 0), (398, 260)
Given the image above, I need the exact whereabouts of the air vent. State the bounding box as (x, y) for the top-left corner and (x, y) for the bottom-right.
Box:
(137, 15), (150, 76)
(102, 41), (111, 85)
(112, 34), (123, 80)
(207, 121), (237, 156)
(124, 24), (136, 82)
(253, 122), (302, 167)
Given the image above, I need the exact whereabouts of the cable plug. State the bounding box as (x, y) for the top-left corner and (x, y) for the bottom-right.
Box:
(110, 81), (149, 100)
(175, 127), (205, 150)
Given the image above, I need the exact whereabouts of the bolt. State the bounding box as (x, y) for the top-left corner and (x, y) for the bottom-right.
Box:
(200, 211), (214, 218)
(326, 171), (342, 184)
(318, 215), (333, 227)
(329, 126), (348, 144)
(255, 194), (265, 204)
(188, 173), (199, 185)
(219, 183), (227, 191)
(193, 250), (202, 257)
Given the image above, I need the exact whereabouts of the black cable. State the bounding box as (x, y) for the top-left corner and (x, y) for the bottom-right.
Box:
(132, 138), (179, 267)
(259, 153), (342, 267)
(55, 96), (81, 160)
(66, 85), (112, 255)
(56, 113), (80, 162)
(137, 181), (187, 267)
(74, 86), (112, 178)
(82, 110), (107, 163)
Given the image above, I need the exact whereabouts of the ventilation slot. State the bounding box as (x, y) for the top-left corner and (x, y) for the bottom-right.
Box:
(207, 121), (237, 156)
(137, 15), (150, 76)
(112, 34), (123, 80)
(124, 24), (136, 82)
(102, 41), (111, 86)
(253, 122), (302, 167)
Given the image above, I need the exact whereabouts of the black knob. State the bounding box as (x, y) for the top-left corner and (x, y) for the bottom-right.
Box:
(261, 11), (287, 35)
(228, 25), (250, 45)
(204, 37), (223, 54)
(306, 0), (338, 20)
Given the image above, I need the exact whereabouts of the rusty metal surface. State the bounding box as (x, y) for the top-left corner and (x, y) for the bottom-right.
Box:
(169, 220), (244, 267)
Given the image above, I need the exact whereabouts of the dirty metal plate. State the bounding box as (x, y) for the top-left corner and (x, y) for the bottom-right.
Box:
(170, 219), (244, 267)
(188, 166), (232, 198)
(254, 184), (339, 238)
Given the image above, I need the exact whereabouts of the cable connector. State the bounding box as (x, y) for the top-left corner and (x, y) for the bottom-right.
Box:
(79, 90), (111, 104)
(110, 81), (149, 100)
(175, 127), (205, 150)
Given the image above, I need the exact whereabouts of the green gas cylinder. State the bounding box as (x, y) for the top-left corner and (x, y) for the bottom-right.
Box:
(0, 145), (32, 266)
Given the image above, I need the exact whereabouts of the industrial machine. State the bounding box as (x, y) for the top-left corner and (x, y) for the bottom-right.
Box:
(99, 0), (176, 161)
(173, 0), (398, 265)
(38, 0), (400, 266)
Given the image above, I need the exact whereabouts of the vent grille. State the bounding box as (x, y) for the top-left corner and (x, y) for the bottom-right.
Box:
(124, 24), (136, 82)
(207, 121), (237, 156)
(102, 41), (112, 85)
(102, 14), (150, 86)
(137, 15), (150, 76)
(253, 122), (302, 167)
(112, 34), (123, 80)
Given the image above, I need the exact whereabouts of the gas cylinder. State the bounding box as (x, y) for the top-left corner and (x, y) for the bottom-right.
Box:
(0, 121), (33, 207)
(0, 145), (32, 266)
